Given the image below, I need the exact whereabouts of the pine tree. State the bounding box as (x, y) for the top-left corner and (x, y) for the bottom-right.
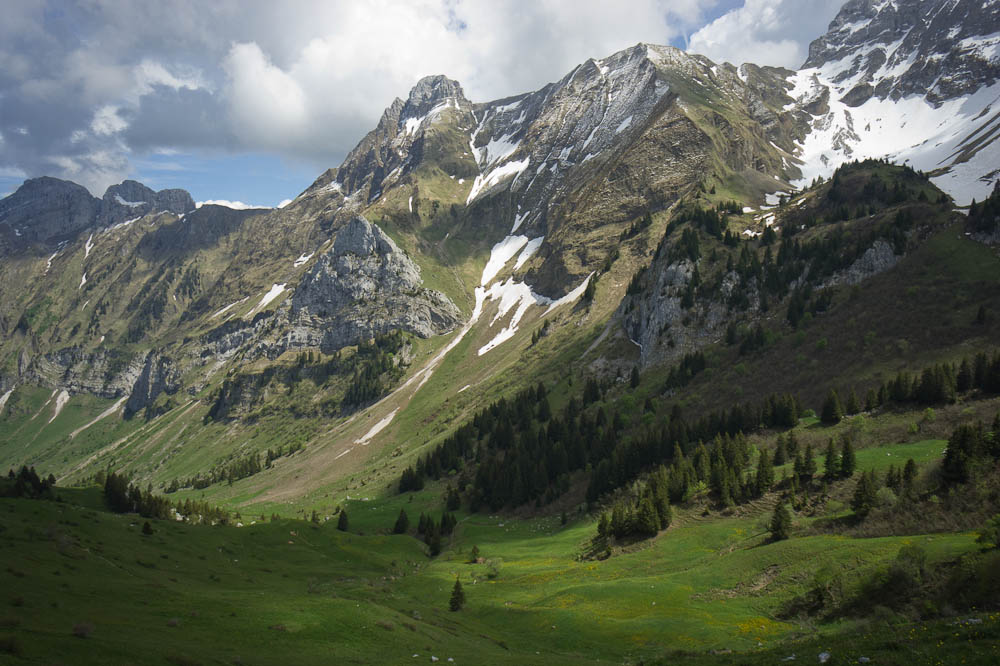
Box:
(772, 435), (787, 466)
(393, 508), (410, 534)
(851, 471), (878, 518)
(902, 458), (918, 491)
(770, 503), (792, 541)
(821, 389), (844, 424)
(449, 577), (466, 611)
(755, 449), (774, 497)
(469, 545), (480, 563)
(845, 389), (860, 415)
(804, 443), (817, 481)
(337, 509), (349, 532)
(839, 438), (856, 479)
(634, 496), (660, 537)
(823, 439), (839, 480)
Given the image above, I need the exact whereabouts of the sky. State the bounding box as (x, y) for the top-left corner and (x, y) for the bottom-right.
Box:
(0, 0), (844, 207)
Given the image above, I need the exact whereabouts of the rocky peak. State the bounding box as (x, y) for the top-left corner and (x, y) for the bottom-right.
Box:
(803, 0), (1000, 104)
(285, 214), (461, 353)
(99, 180), (195, 226)
(0, 176), (99, 249)
(333, 215), (397, 257)
(401, 75), (469, 119)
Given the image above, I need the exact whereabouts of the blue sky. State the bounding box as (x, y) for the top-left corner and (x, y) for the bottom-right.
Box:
(0, 0), (842, 206)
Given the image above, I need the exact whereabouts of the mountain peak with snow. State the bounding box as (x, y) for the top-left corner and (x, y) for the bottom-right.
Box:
(786, 0), (1000, 203)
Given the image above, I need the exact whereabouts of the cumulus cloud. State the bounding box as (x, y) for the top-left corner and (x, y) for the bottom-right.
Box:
(1, 0), (844, 197)
(688, 0), (843, 69)
(196, 199), (270, 210)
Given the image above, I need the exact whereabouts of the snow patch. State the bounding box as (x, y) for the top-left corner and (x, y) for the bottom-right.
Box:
(84, 233), (94, 258)
(466, 158), (530, 205)
(615, 115), (633, 133)
(355, 409), (398, 445)
(79, 272), (87, 289)
(249, 284), (286, 315)
(477, 279), (549, 355)
(481, 235), (529, 286)
(0, 385), (14, 415)
(514, 237), (543, 270)
(69, 396), (127, 439)
(293, 252), (315, 268)
(212, 297), (249, 319)
(48, 389), (70, 424)
(544, 273), (594, 314)
(408, 195), (413, 213)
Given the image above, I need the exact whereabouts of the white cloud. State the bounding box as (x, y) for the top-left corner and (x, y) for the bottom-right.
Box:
(14, 0), (859, 197)
(688, 0), (842, 69)
(196, 199), (269, 210)
(91, 105), (128, 136)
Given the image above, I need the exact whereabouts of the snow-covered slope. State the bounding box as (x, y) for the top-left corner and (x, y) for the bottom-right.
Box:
(786, 0), (1000, 203)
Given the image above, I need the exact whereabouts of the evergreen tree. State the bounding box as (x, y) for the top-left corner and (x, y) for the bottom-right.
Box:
(755, 449), (774, 497)
(772, 436), (787, 466)
(902, 458), (918, 491)
(337, 509), (349, 532)
(845, 389), (860, 416)
(804, 443), (817, 481)
(821, 389), (844, 424)
(851, 471), (878, 518)
(449, 577), (466, 611)
(839, 438), (856, 479)
(469, 545), (480, 562)
(770, 503), (792, 541)
(823, 439), (839, 480)
(634, 496), (661, 537)
(630, 366), (641, 389)
(393, 508), (410, 534)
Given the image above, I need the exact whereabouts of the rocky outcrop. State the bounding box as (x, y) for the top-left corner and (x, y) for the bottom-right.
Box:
(821, 240), (899, 288)
(25, 347), (147, 399)
(0, 176), (196, 254)
(100, 180), (195, 227)
(0, 177), (99, 251)
(286, 216), (461, 353)
(803, 0), (1000, 104)
(124, 352), (180, 416)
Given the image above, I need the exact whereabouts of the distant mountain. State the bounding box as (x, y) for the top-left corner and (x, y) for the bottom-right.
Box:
(0, 177), (196, 254)
(786, 0), (1000, 202)
(1, 0), (998, 505)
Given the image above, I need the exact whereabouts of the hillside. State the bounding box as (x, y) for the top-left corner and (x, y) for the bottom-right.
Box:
(2, 0), (1000, 662)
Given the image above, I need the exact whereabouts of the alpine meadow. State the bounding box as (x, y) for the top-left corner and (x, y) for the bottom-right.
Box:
(3, 0), (1000, 664)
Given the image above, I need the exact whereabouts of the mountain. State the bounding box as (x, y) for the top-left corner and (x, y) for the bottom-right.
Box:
(786, 0), (1000, 203)
(0, 0), (998, 511)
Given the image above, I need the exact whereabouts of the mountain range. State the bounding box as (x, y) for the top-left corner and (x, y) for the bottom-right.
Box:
(0, 0), (998, 504)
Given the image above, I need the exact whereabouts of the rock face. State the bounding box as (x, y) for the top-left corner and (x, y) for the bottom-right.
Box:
(287, 216), (461, 353)
(0, 177), (196, 254)
(335, 75), (476, 205)
(785, 0), (1000, 203)
(0, 177), (99, 250)
(100, 180), (195, 226)
(124, 352), (180, 416)
(804, 0), (1000, 105)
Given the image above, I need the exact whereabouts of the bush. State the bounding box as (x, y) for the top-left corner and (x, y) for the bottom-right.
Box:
(978, 514), (1000, 550)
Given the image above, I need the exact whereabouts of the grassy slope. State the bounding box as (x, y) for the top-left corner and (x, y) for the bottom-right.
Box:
(2, 399), (998, 665)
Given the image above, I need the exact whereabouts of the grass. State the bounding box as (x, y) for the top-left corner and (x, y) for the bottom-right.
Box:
(2, 394), (998, 664)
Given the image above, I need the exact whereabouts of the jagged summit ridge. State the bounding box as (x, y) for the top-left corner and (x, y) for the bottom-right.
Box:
(786, 0), (1000, 204)
(803, 0), (1000, 105)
